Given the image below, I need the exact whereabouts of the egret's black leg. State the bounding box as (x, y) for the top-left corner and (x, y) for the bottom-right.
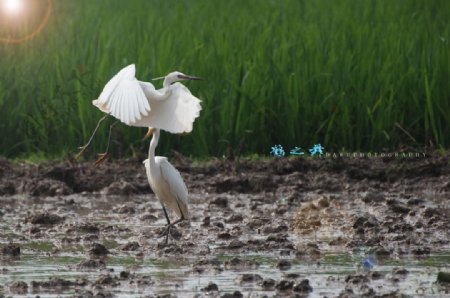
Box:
(76, 114), (109, 159)
(162, 205), (171, 225)
(160, 213), (185, 244)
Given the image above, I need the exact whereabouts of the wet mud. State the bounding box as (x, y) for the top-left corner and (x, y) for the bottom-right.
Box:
(0, 155), (449, 297)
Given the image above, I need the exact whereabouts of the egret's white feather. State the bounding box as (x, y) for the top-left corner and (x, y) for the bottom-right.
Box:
(158, 157), (189, 219)
(132, 82), (202, 133)
(93, 64), (151, 125)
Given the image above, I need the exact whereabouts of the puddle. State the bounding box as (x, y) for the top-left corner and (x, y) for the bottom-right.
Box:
(1, 251), (449, 296)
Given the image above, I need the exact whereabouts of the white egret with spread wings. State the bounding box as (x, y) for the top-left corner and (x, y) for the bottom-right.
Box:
(77, 64), (202, 163)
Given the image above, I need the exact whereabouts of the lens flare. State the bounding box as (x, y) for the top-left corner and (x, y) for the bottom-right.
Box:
(3, 0), (24, 15)
(0, 0), (52, 44)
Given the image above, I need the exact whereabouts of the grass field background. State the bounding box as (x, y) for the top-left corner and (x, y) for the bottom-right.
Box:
(0, 0), (448, 159)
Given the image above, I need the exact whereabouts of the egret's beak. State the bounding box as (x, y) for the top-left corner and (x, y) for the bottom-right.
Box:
(144, 127), (156, 139)
(179, 74), (203, 81)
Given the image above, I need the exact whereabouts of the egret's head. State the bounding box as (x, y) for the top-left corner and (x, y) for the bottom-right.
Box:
(154, 71), (202, 86)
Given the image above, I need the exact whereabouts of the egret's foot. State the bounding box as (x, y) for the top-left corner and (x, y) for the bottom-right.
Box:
(159, 225), (181, 244)
(95, 153), (108, 166)
(75, 145), (88, 159)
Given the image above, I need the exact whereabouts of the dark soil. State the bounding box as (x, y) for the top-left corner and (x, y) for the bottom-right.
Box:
(0, 155), (449, 296)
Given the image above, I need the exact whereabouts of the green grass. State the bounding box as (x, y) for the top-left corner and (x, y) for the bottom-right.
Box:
(0, 0), (448, 159)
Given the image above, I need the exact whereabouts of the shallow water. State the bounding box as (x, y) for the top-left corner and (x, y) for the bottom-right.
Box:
(1, 243), (449, 297)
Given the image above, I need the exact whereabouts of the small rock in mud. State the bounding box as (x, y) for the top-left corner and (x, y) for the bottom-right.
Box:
(423, 207), (440, 218)
(76, 259), (106, 270)
(89, 243), (110, 256)
(202, 216), (211, 226)
(120, 241), (140, 251)
(361, 191), (385, 203)
(275, 279), (294, 291)
(157, 243), (183, 254)
(68, 223), (100, 234)
(267, 234), (288, 243)
(227, 239), (244, 249)
(209, 196), (228, 208)
(393, 268), (409, 276)
(353, 214), (379, 229)
(119, 271), (132, 279)
(0, 181), (15, 196)
(391, 268), (409, 282)
(193, 258), (222, 273)
(374, 247), (391, 258)
(437, 272), (450, 284)
(140, 213), (158, 221)
(263, 224), (288, 234)
(225, 213), (244, 223)
(260, 278), (276, 290)
(224, 257), (259, 270)
(389, 201), (410, 214)
(218, 232), (232, 239)
(26, 212), (64, 225)
(277, 259), (291, 270)
(201, 282), (218, 292)
(345, 274), (369, 284)
(8, 281), (28, 294)
(220, 291), (243, 298)
(113, 204), (135, 214)
(1, 244), (20, 256)
(240, 273), (263, 284)
(293, 279), (313, 293)
(31, 277), (87, 288)
(407, 197), (425, 205)
(95, 274), (119, 287)
(102, 179), (139, 196)
(412, 246), (431, 255)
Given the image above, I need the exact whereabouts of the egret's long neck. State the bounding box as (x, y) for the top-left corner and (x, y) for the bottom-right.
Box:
(148, 128), (160, 168)
(163, 77), (173, 89)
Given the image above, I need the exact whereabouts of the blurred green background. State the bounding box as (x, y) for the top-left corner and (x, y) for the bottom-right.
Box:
(0, 0), (448, 159)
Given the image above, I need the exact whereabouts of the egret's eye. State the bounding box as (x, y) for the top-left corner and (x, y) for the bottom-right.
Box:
(177, 75), (182, 78)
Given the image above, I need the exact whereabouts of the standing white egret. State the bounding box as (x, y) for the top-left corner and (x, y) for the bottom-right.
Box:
(77, 64), (202, 162)
(143, 127), (189, 244)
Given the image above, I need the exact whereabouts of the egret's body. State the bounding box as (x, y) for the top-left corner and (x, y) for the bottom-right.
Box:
(143, 128), (188, 243)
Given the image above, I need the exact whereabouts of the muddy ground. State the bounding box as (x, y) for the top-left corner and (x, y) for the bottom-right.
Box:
(0, 155), (449, 297)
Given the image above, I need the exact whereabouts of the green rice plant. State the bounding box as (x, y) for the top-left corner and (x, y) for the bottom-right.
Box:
(0, 0), (448, 159)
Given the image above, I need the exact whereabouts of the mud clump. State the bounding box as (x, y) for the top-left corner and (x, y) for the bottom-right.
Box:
(31, 277), (87, 289)
(120, 241), (140, 251)
(1, 244), (20, 256)
(240, 273), (263, 284)
(23, 178), (73, 196)
(89, 243), (110, 256)
(437, 272), (450, 284)
(201, 282), (219, 292)
(26, 212), (64, 225)
(8, 281), (28, 294)
(76, 259), (106, 270)
(293, 279), (313, 293)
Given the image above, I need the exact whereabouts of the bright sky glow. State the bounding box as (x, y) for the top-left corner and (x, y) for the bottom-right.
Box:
(3, 0), (24, 15)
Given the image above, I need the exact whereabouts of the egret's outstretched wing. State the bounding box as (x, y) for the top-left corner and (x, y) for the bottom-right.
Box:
(133, 82), (202, 133)
(92, 64), (151, 125)
(158, 157), (189, 219)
